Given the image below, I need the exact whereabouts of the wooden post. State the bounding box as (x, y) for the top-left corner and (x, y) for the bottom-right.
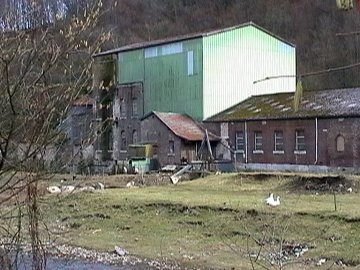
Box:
(333, 192), (337, 212)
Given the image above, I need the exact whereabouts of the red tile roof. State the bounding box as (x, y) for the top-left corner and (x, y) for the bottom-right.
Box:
(145, 112), (219, 142)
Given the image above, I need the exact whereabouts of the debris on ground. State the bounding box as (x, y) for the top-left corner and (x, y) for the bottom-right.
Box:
(316, 258), (326, 266)
(115, 246), (128, 256)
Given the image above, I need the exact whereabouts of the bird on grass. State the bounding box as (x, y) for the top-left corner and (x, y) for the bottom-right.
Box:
(265, 193), (274, 204)
(265, 193), (281, 207)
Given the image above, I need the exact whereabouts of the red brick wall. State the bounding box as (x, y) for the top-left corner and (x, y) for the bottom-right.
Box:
(228, 119), (316, 165)
(318, 118), (360, 167)
(225, 117), (360, 168)
(140, 114), (182, 167)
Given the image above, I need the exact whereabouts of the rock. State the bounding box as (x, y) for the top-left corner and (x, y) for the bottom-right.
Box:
(114, 246), (128, 256)
(79, 186), (95, 193)
(61, 185), (75, 193)
(95, 182), (105, 190)
(347, 187), (353, 193)
(47, 186), (61, 194)
(126, 181), (135, 188)
(316, 258), (326, 266)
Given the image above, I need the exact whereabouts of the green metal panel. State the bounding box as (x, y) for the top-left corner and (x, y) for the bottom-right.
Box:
(202, 25), (296, 119)
(118, 49), (144, 84)
(144, 39), (203, 120)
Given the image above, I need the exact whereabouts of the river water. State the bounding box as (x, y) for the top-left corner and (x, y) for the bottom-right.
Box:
(17, 257), (153, 270)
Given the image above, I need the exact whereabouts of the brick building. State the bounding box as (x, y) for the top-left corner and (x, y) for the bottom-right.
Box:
(207, 88), (360, 170)
(91, 22), (295, 168)
(141, 111), (219, 167)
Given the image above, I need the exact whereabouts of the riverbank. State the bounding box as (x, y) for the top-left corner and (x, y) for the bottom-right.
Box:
(22, 243), (185, 270)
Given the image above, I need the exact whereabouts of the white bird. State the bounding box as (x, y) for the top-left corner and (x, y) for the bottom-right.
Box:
(265, 193), (275, 205)
(268, 196), (281, 207)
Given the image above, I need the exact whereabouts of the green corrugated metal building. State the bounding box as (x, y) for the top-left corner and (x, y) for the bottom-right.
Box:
(95, 22), (296, 121)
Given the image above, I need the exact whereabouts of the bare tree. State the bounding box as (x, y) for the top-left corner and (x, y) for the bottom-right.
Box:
(0, 1), (109, 269)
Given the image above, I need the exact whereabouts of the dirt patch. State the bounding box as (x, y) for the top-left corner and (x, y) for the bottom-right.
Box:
(288, 175), (355, 193)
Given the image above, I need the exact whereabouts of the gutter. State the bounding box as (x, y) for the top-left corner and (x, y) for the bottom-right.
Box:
(315, 117), (318, 164)
(245, 120), (248, 163)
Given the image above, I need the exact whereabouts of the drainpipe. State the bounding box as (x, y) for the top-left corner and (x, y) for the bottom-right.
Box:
(315, 117), (318, 164)
(245, 121), (248, 163)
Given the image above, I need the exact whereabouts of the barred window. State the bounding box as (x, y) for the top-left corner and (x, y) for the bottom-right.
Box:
(235, 131), (244, 152)
(295, 130), (305, 151)
(274, 131), (284, 151)
(254, 131), (263, 151)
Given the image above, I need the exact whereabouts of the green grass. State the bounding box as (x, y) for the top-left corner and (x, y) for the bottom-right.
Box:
(41, 173), (360, 269)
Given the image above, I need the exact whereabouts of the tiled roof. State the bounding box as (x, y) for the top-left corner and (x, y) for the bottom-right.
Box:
(144, 112), (219, 141)
(94, 22), (294, 57)
(207, 88), (360, 122)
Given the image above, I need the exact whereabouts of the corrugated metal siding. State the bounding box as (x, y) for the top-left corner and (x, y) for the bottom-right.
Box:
(144, 39), (203, 120)
(118, 50), (144, 84)
(203, 25), (296, 120)
(117, 39), (203, 120)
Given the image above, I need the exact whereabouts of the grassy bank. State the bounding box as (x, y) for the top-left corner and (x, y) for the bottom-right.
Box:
(41, 173), (360, 269)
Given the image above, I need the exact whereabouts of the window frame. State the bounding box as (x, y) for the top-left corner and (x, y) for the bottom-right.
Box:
(108, 129), (113, 152)
(120, 130), (127, 151)
(132, 130), (138, 144)
(273, 130), (284, 154)
(132, 97), (138, 117)
(253, 131), (263, 154)
(168, 140), (175, 155)
(187, 50), (194, 76)
(120, 98), (126, 118)
(235, 131), (245, 153)
(336, 134), (345, 152)
(294, 129), (306, 154)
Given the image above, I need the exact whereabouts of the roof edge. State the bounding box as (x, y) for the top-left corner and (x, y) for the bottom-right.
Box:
(93, 21), (295, 58)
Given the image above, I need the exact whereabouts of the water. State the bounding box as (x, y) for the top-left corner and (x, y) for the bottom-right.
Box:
(17, 257), (148, 270)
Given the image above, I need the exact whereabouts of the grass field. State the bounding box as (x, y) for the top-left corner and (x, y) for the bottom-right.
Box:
(41, 173), (360, 270)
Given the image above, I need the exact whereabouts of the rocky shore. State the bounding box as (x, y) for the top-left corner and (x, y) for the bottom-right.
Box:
(34, 243), (185, 270)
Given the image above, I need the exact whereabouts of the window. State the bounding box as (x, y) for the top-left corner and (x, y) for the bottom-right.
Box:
(120, 130), (127, 151)
(132, 130), (138, 144)
(145, 42), (183, 58)
(108, 130), (113, 151)
(235, 131), (244, 152)
(274, 131), (284, 152)
(145, 47), (158, 58)
(161, 42), (183, 56)
(187, 50), (194, 76)
(254, 131), (263, 152)
(169, 140), (175, 154)
(295, 130), (305, 151)
(336, 135), (345, 152)
(132, 97), (138, 117)
(120, 98), (126, 118)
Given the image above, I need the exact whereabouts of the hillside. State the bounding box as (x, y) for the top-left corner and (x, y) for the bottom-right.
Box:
(97, 0), (360, 90)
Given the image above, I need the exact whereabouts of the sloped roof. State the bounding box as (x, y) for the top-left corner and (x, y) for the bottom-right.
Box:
(207, 88), (360, 122)
(94, 22), (294, 57)
(73, 96), (95, 106)
(143, 111), (219, 141)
